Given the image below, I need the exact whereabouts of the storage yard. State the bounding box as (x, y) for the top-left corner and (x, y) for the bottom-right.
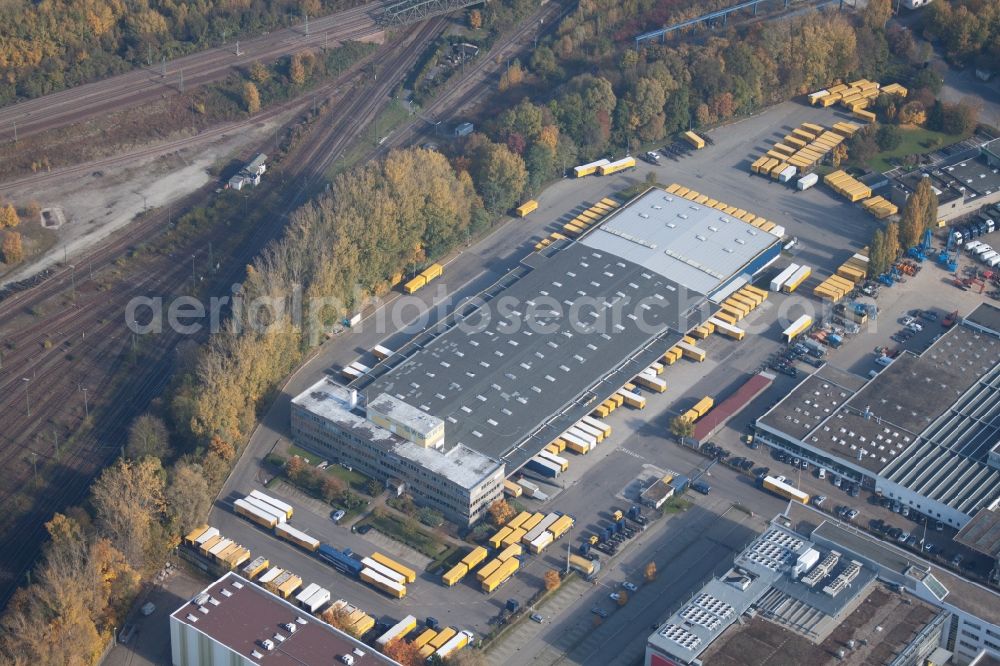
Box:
(181, 98), (1000, 666)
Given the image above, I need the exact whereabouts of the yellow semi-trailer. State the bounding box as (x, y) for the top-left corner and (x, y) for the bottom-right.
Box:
(563, 432), (592, 454)
(476, 558), (503, 582)
(501, 528), (526, 547)
(184, 524), (211, 546)
(489, 526), (512, 549)
(234, 499), (278, 529)
(515, 200), (538, 217)
(412, 628), (437, 648)
(782, 314), (813, 343)
(361, 567), (407, 598)
(677, 341), (707, 362)
(208, 538), (234, 560)
(507, 512), (531, 530)
(418, 645), (435, 660)
(461, 546), (489, 570)
(635, 373), (667, 392)
(403, 275), (426, 294)
(376, 615), (417, 649)
(684, 131), (706, 149)
(435, 631), (473, 660)
(573, 421), (605, 443)
(497, 543), (523, 561)
(361, 557), (407, 585)
(714, 311), (738, 326)
(692, 396), (715, 418)
(521, 512), (545, 533)
(248, 490), (293, 519)
(708, 317), (746, 341)
(370, 552), (417, 584)
(665, 183), (681, 193)
(743, 285), (768, 301)
(737, 288), (764, 306)
(420, 263), (443, 283)
(242, 496), (287, 525)
(782, 265), (812, 293)
(429, 627), (458, 650)
(503, 479), (523, 497)
(598, 156), (637, 176)
(581, 415), (611, 438)
(442, 563), (468, 586)
(548, 514), (575, 540)
(275, 522), (320, 552)
(574, 159), (611, 178)
(258, 567), (284, 587)
(761, 475), (810, 504)
(568, 554), (595, 575)
(276, 574), (303, 599)
(242, 555), (269, 580)
(538, 450), (569, 472)
(482, 558), (520, 593)
(730, 293), (758, 312)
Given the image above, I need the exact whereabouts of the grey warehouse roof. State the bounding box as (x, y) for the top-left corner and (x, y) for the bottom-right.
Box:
(757, 314), (1000, 517)
(579, 188), (779, 295)
(359, 242), (711, 469)
(292, 378), (500, 489)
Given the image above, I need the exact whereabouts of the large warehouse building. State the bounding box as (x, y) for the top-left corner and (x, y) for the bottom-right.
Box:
(754, 303), (1000, 529)
(292, 187), (783, 524)
(646, 506), (1000, 666)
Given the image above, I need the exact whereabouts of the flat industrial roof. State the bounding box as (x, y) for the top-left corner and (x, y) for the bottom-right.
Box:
(579, 188), (779, 295)
(966, 302), (1000, 336)
(359, 242), (707, 468)
(757, 318), (1000, 515)
(941, 156), (1000, 198)
(170, 572), (398, 665)
(292, 379), (500, 489)
(786, 504), (1000, 627)
(955, 509), (1000, 560)
(699, 586), (940, 666)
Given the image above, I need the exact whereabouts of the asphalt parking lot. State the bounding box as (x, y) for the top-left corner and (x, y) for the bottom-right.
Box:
(120, 99), (1000, 664)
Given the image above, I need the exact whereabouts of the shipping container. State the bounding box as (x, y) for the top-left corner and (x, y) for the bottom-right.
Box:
(184, 524), (212, 546)
(377, 615), (417, 648)
(501, 528), (526, 548)
(635, 374), (667, 392)
(242, 496), (287, 524)
(708, 317), (746, 341)
(361, 567), (407, 598)
(597, 156), (637, 176)
(370, 552), (417, 583)
(497, 543), (523, 561)
(275, 522), (320, 552)
(677, 341), (706, 362)
(412, 628), (437, 648)
(782, 315), (813, 343)
(692, 396), (715, 418)
(488, 527), (512, 550)
(429, 627), (458, 650)
(573, 159), (611, 178)
(442, 563), (468, 586)
(258, 566), (284, 585)
(515, 200), (539, 217)
(778, 165), (798, 183)
(208, 538), (234, 559)
(523, 513), (560, 544)
(782, 265), (812, 293)
(295, 583), (321, 609)
(616, 388), (646, 409)
(580, 415), (611, 437)
(234, 498), (278, 529)
(506, 511), (532, 530)
(563, 432), (592, 454)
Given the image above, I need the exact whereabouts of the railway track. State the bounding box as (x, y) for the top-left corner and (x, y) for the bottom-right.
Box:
(0, 18), (447, 605)
(0, 2), (384, 143)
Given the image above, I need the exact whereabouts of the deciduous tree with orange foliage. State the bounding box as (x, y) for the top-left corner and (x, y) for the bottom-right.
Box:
(1, 231), (22, 264)
(487, 498), (515, 526)
(544, 569), (561, 591)
(383, 638), (424, 666)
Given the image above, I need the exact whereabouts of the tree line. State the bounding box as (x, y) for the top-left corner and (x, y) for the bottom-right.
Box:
(0, 0), (355, 104)
(921, 0), (1000, 69)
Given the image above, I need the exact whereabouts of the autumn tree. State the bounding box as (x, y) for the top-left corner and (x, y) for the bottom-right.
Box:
(898, 101), (927, 126)
(0, 203), (19, 228)
(669, 415), (694, 440)
(862, 0), (892, 30)
(290, 53), (306, 85)
(2, 231), (23, 263)
(285, 455), (308, 483)
(869, 228), (890, 277)
(498, 60), (524, 92)
(616, 591), (629, 606)
(126, 413), (171, 460)
(884, 221), (902, 265)
(243, 81), (261, 114)
(899, 179), (935, 249)
(470, 141), (527, 214)
(544, 569), (561, 591)
(488, 498), (515, 526)
(250, 61), (271, 84)
(383, 638), (424, 666)
(645, 561), (657, 581)
(167, 462), (213, 534)
(914, 176), (938, 234)
(90, 457), (166, 571)
(831, 143), (848, 167)
(468, 9), (482, 30)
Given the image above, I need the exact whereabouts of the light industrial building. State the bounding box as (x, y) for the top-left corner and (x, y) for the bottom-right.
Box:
(754, 304), (1000, 529)
(646, 506), (1000, 666)
(891, 141), (1000, 223)
(291, 188), (782, 524)
(170, 571), (399, 666)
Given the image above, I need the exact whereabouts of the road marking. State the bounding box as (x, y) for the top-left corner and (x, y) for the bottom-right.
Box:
(619, 448), (645, 460)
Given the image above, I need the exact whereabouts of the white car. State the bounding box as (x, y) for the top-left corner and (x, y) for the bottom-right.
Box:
(609, 592), (622, 602)
(622, 582), (638, 592)
(900, 316), (915, 326)
(907, 322), (922, 332)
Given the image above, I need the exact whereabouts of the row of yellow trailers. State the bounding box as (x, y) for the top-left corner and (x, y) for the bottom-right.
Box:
(184, 524), (252, 571)
(824, 170), (873, 202)
(573, 156), (637, 178)
(862, 195), (898, 219)
(322, 600), (377, 639)
(663, 183), (779, 235)
(711, 284), (767, 331)
(534, 197), (621, 252)
(403, 262), (443, 294)
(813, 251), (871, 303)
(408, 626), (473, 661)
(750, 122), (849, 178)
(810, 79), (883, 110)
(813, 273), (856, 303)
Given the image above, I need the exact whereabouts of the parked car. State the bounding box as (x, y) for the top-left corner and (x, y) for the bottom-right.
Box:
(530, 613), (545, 623)
(609, 592), (622, 602)
(331, 509), (346, 523)
(591, 607), (609, 618)
(812, 495), (827, 507)
(622, 582), (638, 592)
(847, 509), (859, 520)
(849, 484), (860, 498)
(691, 481), (711, 495)
(951, 554), (963, 567)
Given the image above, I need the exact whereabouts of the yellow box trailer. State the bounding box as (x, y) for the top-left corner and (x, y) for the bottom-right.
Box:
(443, 563), (468, 586)
(476, 558), (503, 582)
(684, 131), (706, 149)
(515, 200), (538, 217)
(403, 275), (426, 294)
(482, 558), (519, 593)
